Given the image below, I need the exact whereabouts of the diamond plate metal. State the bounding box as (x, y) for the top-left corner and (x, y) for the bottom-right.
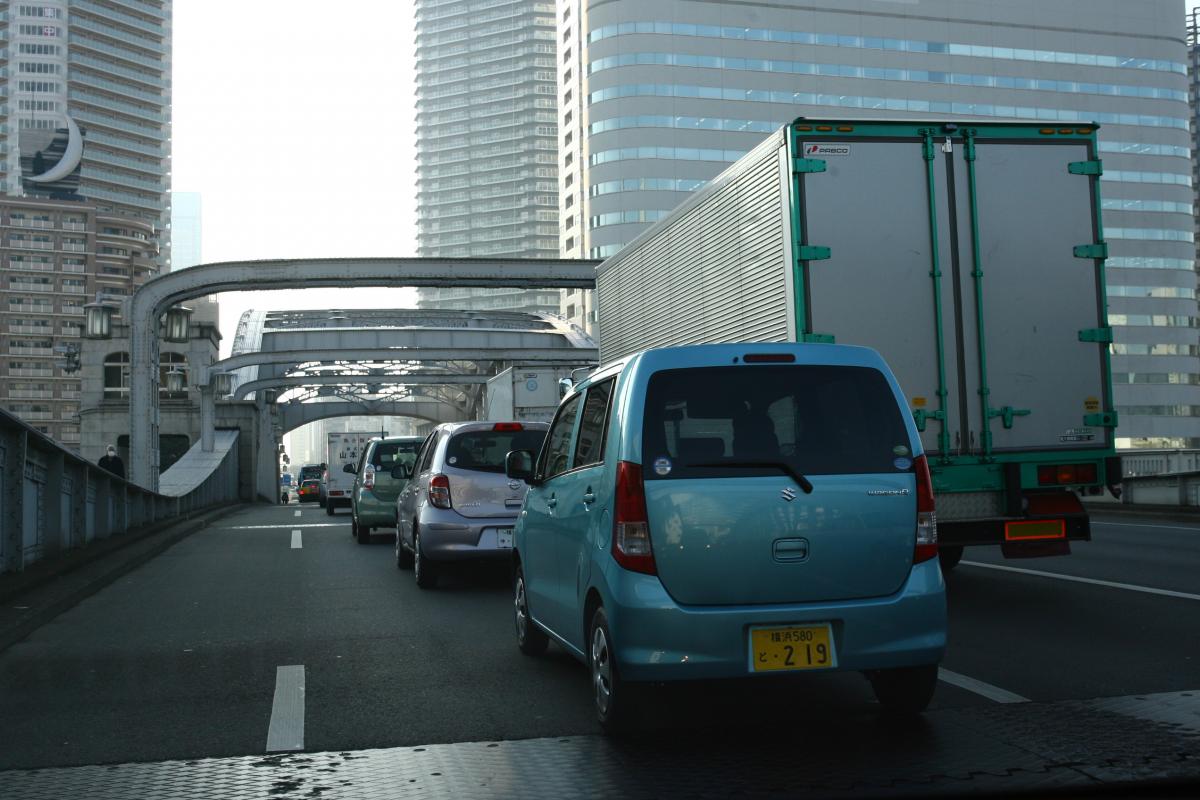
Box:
(1, 692), (1198, 799)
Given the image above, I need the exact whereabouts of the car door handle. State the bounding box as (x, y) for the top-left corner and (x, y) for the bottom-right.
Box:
(582, 492), (596, 505)
(547, 496), (557, 509)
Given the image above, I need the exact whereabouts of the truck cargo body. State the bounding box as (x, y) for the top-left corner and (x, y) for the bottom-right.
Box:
(325, 431), (381, 510)
(485, 366), (575, 423)
(596, 118), (1119, 555)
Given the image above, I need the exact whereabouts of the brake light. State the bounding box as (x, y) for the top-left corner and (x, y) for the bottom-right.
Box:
(493, 422), (524, 431)
(743, 353), (796, 363)
(913, 454), (938, 564)
(1037, 463), (1099, 486)
(363, 465), (375, 490)
(612, 461), (656, 574)
(428, 474), (452, 509)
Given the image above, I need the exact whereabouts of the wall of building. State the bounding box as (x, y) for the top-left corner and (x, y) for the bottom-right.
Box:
(561, 0), (1198, 447)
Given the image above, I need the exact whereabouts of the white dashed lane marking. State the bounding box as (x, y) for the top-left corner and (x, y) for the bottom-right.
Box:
(291, 530), (302, 549)
(265, 665), (305, 752)
(938, 668), (1030, 704)
(961, 560), (1200, 602)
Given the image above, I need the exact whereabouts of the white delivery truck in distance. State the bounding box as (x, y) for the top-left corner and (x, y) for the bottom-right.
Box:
(485, 366), (576, 423)
(595, 117), (1120, 571)
(324, 431), (380, 515)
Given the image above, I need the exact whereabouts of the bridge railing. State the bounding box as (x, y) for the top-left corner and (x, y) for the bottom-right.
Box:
(1120, 448), (1200, 478)
(0, 408), (240, 575)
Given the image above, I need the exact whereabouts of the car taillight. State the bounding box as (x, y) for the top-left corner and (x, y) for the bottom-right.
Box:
(493, 422), (524, 431)
(363, 465), (375, 490)
(613, 461), (656, 575)
(429, 474), (452, 509)
(1037, 463), (1099, 486)
(913, 454), (938, 564)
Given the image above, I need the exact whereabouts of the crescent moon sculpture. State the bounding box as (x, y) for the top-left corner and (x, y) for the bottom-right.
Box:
(27, 115), (83, 184)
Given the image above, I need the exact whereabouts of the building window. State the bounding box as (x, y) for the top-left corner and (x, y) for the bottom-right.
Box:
(104, 352), (130, 400)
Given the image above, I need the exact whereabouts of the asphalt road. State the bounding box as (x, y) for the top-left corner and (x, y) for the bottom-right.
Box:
(0, 502), (1195, 771)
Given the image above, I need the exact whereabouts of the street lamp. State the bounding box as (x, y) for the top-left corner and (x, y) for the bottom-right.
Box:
(165, 367), (186, 394)
(163, 305), (193, 343)
(83, 301), (116, 339)
(211, 371), (234, 396)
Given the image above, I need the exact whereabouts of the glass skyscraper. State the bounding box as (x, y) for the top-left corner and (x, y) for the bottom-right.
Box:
(414, 0), (563, 316)
(559, 0), (1197, 448)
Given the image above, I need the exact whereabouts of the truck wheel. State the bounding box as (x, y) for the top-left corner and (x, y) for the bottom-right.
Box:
(325, 501), (334, 516)
(318, 497), (326, 508)
(414, 528), (438, 589)
(939, 546), (964, 572)
(868, 664), (938, 716)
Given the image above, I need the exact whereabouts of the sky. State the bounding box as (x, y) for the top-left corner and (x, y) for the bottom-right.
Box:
(172, 1), (420, 357)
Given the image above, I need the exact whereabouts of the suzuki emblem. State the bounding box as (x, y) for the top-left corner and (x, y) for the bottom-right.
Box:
(780, 487), (797, 502)
(507, 480), (521, 491)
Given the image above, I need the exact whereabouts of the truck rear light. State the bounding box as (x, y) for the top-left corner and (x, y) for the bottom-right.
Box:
(429, 474), (452, 509)
(492, 422), (524, 431)
(1037, 463), (1099, 486)
(743, 353), (796, 363)
(913, 454), (938, 564)
(363, 465), (375, 490)
(613, 461), (656, 575)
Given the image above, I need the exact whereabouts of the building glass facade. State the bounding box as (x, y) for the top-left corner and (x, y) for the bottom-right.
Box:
(560, 0), (1198, 448)
(414, 0), (562, 316)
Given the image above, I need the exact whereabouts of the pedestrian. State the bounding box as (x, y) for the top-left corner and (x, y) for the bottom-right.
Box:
(98, 444), (126, 479)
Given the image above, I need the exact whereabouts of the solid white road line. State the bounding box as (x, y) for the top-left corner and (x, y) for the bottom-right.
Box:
(937, 668), (1029, 704)
(294, 509), (301, 517)
(1091, 521), (1198, 532)
(962, 560), (1200, 602)
(291, 530), (302, 549)
(265, 665), (305, 752)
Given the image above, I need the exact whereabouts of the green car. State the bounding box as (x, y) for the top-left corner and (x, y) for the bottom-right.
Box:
(350, 435), (425, 544)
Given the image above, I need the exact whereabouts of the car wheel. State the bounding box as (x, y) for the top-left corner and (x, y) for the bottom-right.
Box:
(589, 606), (635, 734)
(868, 664), (939, 716)
(938, 546), (964, 572)
(325, 501), (334, 516)
(395, 530), (414, 570)
(318, 497), (326, 508)
(514, 565), (548, 656)
(413, 527), (437, 589)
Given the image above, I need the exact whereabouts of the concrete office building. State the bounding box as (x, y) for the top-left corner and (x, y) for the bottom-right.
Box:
(413, 0), (563, 316)
(0, 1), (172, 447)
(558, 0), (1198, 448)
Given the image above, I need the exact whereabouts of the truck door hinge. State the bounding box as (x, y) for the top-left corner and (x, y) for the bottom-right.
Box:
(988, 406), (1031, 429)
(794, 158), (827, 174)
(1078, 326), (1114, 343)
(911, 408), (945, 433)
(1084, 411), (1119, 428)
(1068, 159), (1103, 176)
(798, 245), (831, 261)
(800, 332), (835, 344)
(1073, 242), (1108, 260)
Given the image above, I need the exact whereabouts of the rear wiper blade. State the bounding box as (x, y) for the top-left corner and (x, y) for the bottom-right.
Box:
(685, 461), (814, 494)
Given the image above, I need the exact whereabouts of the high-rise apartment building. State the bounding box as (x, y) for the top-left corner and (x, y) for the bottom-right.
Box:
(0, 1), (172, 446)
(414, 0), (563, 316)
(559, 0), (1198, 448)
(1189, 9), (1200, 267)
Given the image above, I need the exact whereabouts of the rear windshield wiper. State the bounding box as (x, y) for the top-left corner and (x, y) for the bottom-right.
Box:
(684, 461), (814, 494)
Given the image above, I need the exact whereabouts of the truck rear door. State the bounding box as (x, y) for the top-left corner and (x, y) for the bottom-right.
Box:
(794, 122), (1110, 459)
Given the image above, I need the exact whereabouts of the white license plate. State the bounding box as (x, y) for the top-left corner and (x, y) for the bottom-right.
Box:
(496, 528), (513, 549)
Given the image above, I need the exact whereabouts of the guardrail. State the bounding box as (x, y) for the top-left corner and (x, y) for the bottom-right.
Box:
(1120, 448), (1200, 477)
(0, 408), (239, 574)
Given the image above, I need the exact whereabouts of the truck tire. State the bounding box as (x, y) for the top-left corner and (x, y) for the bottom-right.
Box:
(325, 501), (334, 516)
(939, 546), (964, 572)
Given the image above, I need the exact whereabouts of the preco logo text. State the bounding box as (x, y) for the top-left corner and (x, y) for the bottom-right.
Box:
(804, 143), (851, 156)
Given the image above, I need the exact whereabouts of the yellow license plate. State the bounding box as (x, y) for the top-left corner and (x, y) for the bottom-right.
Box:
(749, 625), (837, 672)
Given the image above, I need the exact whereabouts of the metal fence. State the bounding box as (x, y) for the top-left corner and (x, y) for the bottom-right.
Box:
(1120, 449), (1200, 477)
(0, 408), (239, 574)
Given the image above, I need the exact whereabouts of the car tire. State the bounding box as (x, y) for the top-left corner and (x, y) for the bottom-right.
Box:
(395, 531), (414, 570)
(325, 501), (334, 516)
(589, 606), (636, 734)
(318, 497), (326, 508)
(514, 565), (548, 656)
(868, 664), (939, 716)
(413, 527), (438, 589)
(353, 516), (371, 544)
(938, 546), (964, 572)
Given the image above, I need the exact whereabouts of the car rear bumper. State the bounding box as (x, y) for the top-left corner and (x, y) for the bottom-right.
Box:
(602, 559), (946, 682)
(418, 509), (519, 562)
(354, 491), (399, 528)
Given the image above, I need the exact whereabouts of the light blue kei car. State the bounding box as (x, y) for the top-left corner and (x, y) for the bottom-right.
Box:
(504, 342), (947, 732)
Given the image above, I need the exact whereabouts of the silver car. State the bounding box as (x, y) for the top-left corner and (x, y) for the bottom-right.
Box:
(395, 421), (548, 589)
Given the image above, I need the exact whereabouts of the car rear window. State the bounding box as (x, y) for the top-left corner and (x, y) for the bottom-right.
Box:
(445, 428), (547, 473)
(642, 365), (912, 479)
(371, 440), (421, 468)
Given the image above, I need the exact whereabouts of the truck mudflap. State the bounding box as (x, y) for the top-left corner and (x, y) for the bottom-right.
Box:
(938, 490), (1090, 556)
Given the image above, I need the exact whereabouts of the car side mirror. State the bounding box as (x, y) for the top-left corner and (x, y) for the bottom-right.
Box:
(391, 463), (412, 480)
(505, 449), (537, 483)
(343, 463), (356, 474)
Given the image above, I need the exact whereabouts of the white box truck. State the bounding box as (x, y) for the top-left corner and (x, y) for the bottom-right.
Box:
(596, 118), (1120, 570)
(324, 430), (380, 514)
(485, 366), (576, 423)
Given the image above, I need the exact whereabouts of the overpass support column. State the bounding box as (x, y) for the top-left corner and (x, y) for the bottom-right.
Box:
(255, 398), (279, 503)
(200, 384), (215, 453)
